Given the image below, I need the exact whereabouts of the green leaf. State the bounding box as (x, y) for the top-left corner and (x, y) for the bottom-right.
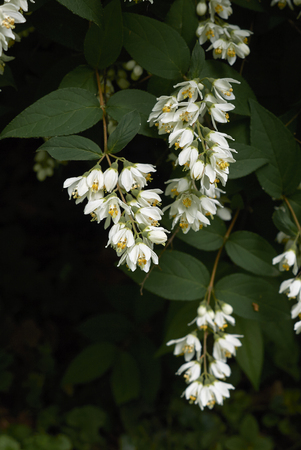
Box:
(147, 76), (179, 98)
(215, 274), (290, 322)
(176, 216), (226, 251)
(84, 0), (122, 70)
(233, 317), (263, 390)
(272, 207), (298, 237)
(107, 111), (141, 154)
(78, 313), (133, 343)
(65, 405), (106, 444)
(225, 436), (248, 450)
(250, 99), (301, 198)
(0, 436), (20, 450)
(110, 351), (140, 404)
(229, 143), (268, 179)
(61, 343), (117, 385)
(200, 61), (257, 116)
(106, 89), (157, 137)
(188, 42), (206, 80)
(0, 88), (103, 139)
(225, 231), (279, 277)
(165, 0), (198, 50)
(240, 415), (259, 442)
(57, 0), (103, 26)
(59, 65), (98, 95)
(126, 250), (210, 300)
(287, 191), (301, 224)
(37, 136), (102, 161)
(123, 13), (190, 80)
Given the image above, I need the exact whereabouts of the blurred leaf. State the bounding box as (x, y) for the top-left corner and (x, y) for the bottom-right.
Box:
(65, 405), (106, 444)
(250, 99), (301, 198)
(57, 0), (103, 25)
(233, 317), (264, 390)
(0, 88), (103, 139)
(0, 436), (20, 450)
(126, 250), (210, 300)
(272, 207), (298, 237)
(107, 89), (157, 137)
(110, 351), (140, 404)
(240, 414), (259, 441)
(23, 434), (72, 450)
(61, 343), (117, 385)
(165, 0), (198, 50)
(107, 110), (141, 154)
(231, 0), (265, 10)
(176, 216), (226, 251)
(225, 231), (279, 277)
(37, 135), (102, 161)
(123, 13), (190, 80)
(215, 274), (290, 321)
(84, 0), (122, 70)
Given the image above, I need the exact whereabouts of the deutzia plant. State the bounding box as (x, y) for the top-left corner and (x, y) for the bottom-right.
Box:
(1, 0), (301, 446)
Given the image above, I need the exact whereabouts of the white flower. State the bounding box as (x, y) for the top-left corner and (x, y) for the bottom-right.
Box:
(178, 145), (199, 169)
(184, 379), (234, 410)
(118, 163), (156, 192)
(106, 222), (135, 255)
(103, 167), (118, 192)
(213, 333), (243, 362)
(143, 226), (169, 245)
(209, 0), (233, 20)
(165, 177), (192, 198)
(4, 0), (34, 12)
(190, 304), (215, 330)
(174, 80), (204, 102)
(204, 93), (235, 129)
(177, 361), (202, 382)
(271, 0), (294, 9)
(214, 307), (235, 329)
(279, 278), (301, 299)
(84, 195), (130, 228)
(169, 125), (194, 149)
(197, 19), (222, 45)
(212, 78), (240, 102)
(173, 102), (203, 126)
(294, 321), (301, 334)
(136, 189), (163, 208)
(134, 206), (163, 227)
(291, 301), (301, 319)
(166, 334), (202, 361)
(209, 359), (231, 379)
(118, 241), (158, 272)
(273, 249), (298, 275)
(148, 95), (178, 125)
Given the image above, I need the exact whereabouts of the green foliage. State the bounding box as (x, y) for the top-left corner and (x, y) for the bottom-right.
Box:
(0, 88), (103, 139)
(250, 99), (301, 198)
(165, 0), (198, 50)
(176, 216), (226, 251)
(188, 43), (206, 80)
(229, 143), (268, 179)
(123, 13), (190, 79)
(38, 135), (102, 161)
(57, 0), (103, 26)
(62, 343), (117, 385)
(215, 274), (290, 321)
(127, 250), (210, 300)
(106, 89), (157, 137)
(59, 65), (98, 94)
(84, 0), (123, 70)
(225, 231), (279, 277)
(107, 110), (141, 154)
(233, 318), (264, 390)
(111, 351), (140, 404)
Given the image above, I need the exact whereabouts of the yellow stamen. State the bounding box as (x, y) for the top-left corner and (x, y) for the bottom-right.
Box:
(182, 198), (192, 208)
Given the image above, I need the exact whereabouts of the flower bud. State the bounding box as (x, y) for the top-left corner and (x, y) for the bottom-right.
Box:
(196, 1), (207, 15)
(221, 302), (233, 315)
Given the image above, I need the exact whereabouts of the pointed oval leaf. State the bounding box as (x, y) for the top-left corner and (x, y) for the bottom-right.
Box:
(125, 250), (210, 300)
(106, 89), (157, 137)
(232, 317), (263, 390)
(57, 0), (103, 26)
(107, 110), (141, 154)
(176, 216), (226, 251)
(123, 13), (190, 80)
(110, 351), (140, 405)
(188, 42), (206, 79)
(84, 0), (122, 70)
(215, 274), (290, 321)
(250, 99), (301, 198)
(225, 231), (279, 277)
(61, 343), (117, 385)
(37, 136), (102, 161)
(0, 88), (103, 139)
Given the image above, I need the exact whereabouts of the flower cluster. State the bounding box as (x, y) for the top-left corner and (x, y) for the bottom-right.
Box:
(63, 160), (168, 273)
(0, 0), (34, 74)
(167, 300), (242, 410)
(274, 231), (301, 334)
(195, 0), (252, 65)
(148, 77), (237, 233)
